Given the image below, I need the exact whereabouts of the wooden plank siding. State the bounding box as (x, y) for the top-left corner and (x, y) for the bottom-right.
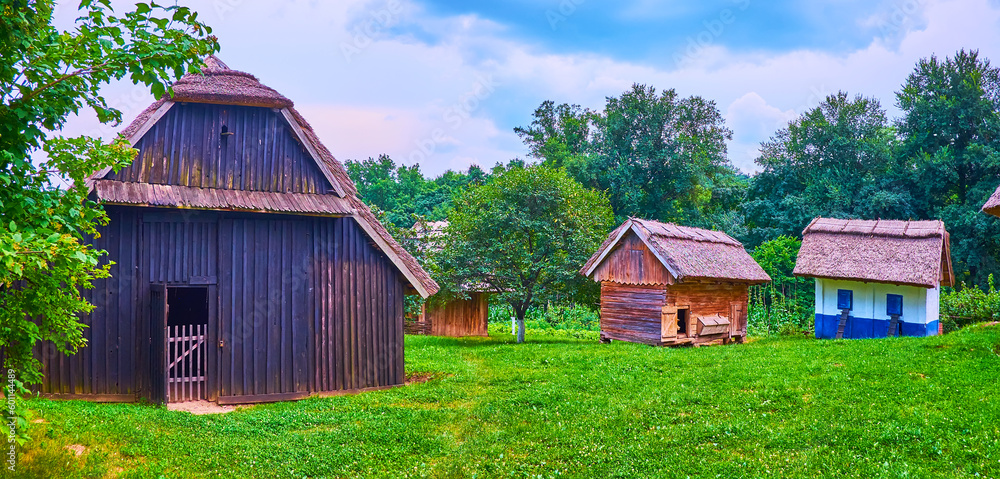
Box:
(37, 207), (406, 402)
(599, 282), (667, 345)
(106, 103), (331, 194)
(591, 232), (673, 285)
(423, 293), (489, 337)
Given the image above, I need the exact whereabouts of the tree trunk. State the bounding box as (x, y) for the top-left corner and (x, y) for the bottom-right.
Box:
(516, 310), (526, 344)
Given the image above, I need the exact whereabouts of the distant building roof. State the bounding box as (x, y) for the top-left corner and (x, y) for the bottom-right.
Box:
(793, 218), (954, 288)
(582, 218), (771, 284)
(983, 184), (1000, 217)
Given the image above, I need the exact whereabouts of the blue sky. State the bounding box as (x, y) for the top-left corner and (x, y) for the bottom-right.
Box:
(56, 0), (1000, 175)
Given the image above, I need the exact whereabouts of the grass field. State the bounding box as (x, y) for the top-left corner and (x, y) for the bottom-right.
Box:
(12, 325), (1000, 478)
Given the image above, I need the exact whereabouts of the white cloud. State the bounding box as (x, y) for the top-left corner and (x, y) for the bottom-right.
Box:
(52, 0), (1000, 177)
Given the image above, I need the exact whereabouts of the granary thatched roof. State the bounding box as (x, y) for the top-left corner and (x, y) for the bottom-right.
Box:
(983, 184), (1000, 217)
(793, 218), (954, 288)
(581, 218), (771, 284)
(88, 56), (438, 297)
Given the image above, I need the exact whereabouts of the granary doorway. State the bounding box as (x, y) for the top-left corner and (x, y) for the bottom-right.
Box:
(147, 284), (214, 404)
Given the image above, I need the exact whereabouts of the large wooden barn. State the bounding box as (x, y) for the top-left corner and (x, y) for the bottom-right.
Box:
(36, 57), (439, 405)
(793, 218), (953, 339)
(581, 218), (771, 347)
(403, 221), (490, 337)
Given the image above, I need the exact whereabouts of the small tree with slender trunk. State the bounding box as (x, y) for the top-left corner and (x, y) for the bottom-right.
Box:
(434, 164), (613, 343)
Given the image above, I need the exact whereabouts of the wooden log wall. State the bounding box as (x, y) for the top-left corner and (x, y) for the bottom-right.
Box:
(424, 293), (489, 337)
(38, 207), (406, 403)
(107, 103), (330, 194)
(665, 282), (749, 344)
(599, 282), (667, 345)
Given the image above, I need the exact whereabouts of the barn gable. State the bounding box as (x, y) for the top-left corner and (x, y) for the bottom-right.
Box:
(87, 56), (437, 298)
(104, 103), (334, 194)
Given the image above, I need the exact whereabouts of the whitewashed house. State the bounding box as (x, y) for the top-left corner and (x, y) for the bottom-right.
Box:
(793, 218), (954, 339)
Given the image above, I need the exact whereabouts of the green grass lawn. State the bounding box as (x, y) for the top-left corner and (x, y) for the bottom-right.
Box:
(12, 325), (1000, 478)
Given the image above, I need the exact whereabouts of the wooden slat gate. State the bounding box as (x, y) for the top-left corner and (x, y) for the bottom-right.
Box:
(167, 324), (206, 402)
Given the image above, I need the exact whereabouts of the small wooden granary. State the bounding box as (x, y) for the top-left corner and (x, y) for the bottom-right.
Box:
(793, 218), (953, 339)
(37, 57), (439, 405)
(581, 218), (770, 347)
(404, 221), (490, 337)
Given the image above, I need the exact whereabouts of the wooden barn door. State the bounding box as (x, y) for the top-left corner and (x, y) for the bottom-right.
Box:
(148, 284), (168, 406)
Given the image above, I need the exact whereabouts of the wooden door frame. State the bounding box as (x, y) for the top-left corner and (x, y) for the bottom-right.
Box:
(163, 284), (218, 402)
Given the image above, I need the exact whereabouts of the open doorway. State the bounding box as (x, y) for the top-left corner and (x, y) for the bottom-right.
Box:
(166, 287), (208, 402)
(677, 308), (689, 336)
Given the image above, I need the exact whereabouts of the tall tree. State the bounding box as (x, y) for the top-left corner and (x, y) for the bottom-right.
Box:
(434, 164), (613, 343)
(896, 49), (1000, 285)
(517, 85), (739, 228)
(346, 155), (488, 228)
(743, 92), (910, 247)
(514, 100), (591, 169)
(0, 0), (217, 404)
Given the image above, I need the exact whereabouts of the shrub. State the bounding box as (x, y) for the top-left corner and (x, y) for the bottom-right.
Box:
(940, 274), (1000, 332)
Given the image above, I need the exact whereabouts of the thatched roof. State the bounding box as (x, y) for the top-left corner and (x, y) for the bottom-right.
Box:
(983, 184), (1000, 217)
(793, 218), (954, 288)
(581, 218), (771, 284)
(91, 56), (438, 297)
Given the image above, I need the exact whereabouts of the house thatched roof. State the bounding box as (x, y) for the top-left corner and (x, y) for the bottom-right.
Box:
(983, 184), (1000, 217)
(793, 218), (954, 288)
(581, 218), (771, 284)
(91, 56), (438, 297)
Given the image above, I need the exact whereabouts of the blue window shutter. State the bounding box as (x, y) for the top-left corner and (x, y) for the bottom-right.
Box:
(887, 294), (903, 316)
(837, 289), (853, 310)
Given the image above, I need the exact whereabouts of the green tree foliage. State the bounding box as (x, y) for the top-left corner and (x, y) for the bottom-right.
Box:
(517, 84), (742, 229)
(514, 100), (591, 169)
(0, 0), (217, 400)
(747, 236), (813, 335)
(896, 49), (1000, 285)
(434, 164), (613, 343)
(743, 92), (910, 247)
(346, 154), (487, 228)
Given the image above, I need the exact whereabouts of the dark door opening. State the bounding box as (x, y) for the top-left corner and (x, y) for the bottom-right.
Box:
(677, 308), (689, 336)
(166, 287), (209, 402)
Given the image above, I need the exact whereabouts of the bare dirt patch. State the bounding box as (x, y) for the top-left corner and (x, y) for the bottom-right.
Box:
(167, 400), (236, 415)
(406, 371), (446, 385)
(65, 444), (86, 457)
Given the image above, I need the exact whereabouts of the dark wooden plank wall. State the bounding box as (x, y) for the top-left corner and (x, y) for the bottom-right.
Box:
(599, 282), (667, 345)
(592, 232), (673, 285)
(107, 103), (331, 194)
(38, 207), (140, 398)
(39, 208), (406, 401)
(308, 217), (404, 395)
(426, 293), (489, 337)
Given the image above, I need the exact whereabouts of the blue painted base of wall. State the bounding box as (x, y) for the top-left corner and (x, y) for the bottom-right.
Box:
(814, 314), (939, 339)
